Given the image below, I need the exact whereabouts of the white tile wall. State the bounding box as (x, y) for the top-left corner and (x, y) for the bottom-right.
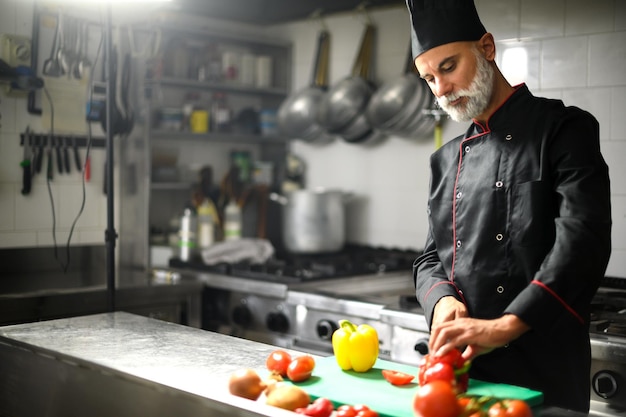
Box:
(589, 32), (626, 87)
(541, 36), (588, 89)
(521, 0), (565, 39)
(271, 2), (626, 277)
(0, 0), (110, 249)
(565, 0), (615, 36)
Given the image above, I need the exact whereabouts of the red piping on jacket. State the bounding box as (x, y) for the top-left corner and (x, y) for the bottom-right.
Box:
(424, 280), (468, 305)
(448, 85), (522, 284)
(531, 280), (584, 324)
(450, 129), (489, 285)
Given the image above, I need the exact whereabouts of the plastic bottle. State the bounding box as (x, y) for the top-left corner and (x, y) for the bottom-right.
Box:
(210, 92), (232, 132)
(223, 201), (242, 241)
(197, 199), (216, 249)
(178, 207), (197, 261)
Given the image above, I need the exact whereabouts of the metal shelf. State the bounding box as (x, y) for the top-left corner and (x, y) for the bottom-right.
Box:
(146, 77), (289, 98)
(150, 130), (287, 144)
(150, 182), (192, 191)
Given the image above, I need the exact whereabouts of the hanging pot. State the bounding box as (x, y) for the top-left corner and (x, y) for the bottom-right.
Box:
(277, 30), (332, 143)
(270, 188), (353, 254)
(317, 23), (382, 145)
(366, 43), (433, 139)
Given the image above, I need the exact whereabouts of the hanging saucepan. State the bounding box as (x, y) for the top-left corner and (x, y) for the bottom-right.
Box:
(366, 43), (432, 138)
(393, 86), (438, 140)
(277, 30), (332, 143)
(317, 23), (383, 145)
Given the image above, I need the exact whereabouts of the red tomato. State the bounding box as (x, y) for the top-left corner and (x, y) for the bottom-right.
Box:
(423, 361), (455, 385)
(381, 369), (415, 386)
(336, 404), (378, 417)
(287, 354), (316, 382)
(488, 400), (533, 417)
(356, 409), (379, 417)
(413, 381), (461, 417)
(266, 350), (292, 376)
(295, 397), (334, 417)
(437, 349), (464, 368)
(336, 405), (357, 417)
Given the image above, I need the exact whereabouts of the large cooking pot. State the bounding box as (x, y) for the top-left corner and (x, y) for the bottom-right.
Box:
(270, 188), (352, 254)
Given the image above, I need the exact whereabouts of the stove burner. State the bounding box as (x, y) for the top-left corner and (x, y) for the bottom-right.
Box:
(169, 244), (421, 283)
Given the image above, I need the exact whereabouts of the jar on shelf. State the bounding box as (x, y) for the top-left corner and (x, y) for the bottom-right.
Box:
(178, 207), (197, 261)
(223, 201), (242, 241)
(210, 92), (232, 133)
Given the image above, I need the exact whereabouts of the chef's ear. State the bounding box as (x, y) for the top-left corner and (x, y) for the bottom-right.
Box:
(476, 32), (496, 62)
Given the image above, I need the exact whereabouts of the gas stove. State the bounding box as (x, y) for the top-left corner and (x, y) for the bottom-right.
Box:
(588, 281), (626, 415)
(169, 244), (421, 283)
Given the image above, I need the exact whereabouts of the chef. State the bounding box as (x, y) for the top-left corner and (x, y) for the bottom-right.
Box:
(406, 0), (612, 412)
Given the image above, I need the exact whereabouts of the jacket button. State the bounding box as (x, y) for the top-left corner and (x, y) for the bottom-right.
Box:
(456, 240), (462, 248)
(496, 233), (503, 241)
(497, 285), (504, 293)
(495, 181), (503, 188)
(505, 134), (513, 141)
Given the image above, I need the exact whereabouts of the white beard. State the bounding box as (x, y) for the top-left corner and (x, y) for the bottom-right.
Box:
(437, 52), (495, 122)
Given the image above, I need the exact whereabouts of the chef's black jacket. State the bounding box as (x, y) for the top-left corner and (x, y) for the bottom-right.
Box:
(414, 84), (612, 412)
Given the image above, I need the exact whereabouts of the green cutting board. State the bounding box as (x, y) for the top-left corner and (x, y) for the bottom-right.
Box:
(287, 357), (543, 417)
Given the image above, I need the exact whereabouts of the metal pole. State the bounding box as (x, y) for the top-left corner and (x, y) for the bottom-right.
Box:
(104, 4), (117, 312)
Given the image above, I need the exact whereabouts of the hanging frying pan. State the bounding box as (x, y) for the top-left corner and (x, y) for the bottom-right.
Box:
(277, 29), (332, 143)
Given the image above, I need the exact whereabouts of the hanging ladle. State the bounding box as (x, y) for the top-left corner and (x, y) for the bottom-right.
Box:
(42, 11), (63, 77)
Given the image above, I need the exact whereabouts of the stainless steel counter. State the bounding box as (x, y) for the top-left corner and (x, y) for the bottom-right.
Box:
(0, 311), (589, 417)
(0, 312), (304, 417)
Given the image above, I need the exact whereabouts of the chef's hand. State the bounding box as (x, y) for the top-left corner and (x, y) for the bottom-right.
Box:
(429, 314), (530, 361)
(432, 296), (468, 327)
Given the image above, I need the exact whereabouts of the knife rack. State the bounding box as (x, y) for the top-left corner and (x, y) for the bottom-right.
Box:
(19, 132), (105, 149)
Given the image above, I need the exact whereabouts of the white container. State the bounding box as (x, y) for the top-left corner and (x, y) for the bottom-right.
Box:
(255, 55), (272, 88)
(178, 208), (197, 261)
(222, 50), (241, 83)
(223, 202), (242, 241)
(240, 53), (256, 85)
(197, 200), (216, 249)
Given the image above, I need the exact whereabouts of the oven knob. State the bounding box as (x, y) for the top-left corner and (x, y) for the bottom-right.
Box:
(414, 339), (429, 355)
(316, 320), (338, 340)
(232, 305), (252, 327)
(266, 312), (290, 333)
(593, 371), (618, 399)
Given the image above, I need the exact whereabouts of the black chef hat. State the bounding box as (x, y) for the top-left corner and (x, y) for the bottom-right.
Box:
(406, 0), (487, 58)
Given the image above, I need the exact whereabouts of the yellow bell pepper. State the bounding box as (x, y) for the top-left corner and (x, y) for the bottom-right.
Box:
(331, 319), (379, 372)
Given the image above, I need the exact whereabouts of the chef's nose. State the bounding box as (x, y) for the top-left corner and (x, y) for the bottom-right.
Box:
(433, 78), (453, 98)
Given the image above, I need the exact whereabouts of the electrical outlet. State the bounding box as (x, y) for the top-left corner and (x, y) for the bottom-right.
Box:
(0, 34), (31, 67)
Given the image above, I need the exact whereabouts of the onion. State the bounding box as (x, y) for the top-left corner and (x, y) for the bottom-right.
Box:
(228, 368), (267, 400)
(265, 383), (311, 411)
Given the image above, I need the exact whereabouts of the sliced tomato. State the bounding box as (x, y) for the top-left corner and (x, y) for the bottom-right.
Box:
(381, 369), (415, 386)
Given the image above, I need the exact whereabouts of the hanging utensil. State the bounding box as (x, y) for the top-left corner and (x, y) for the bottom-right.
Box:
(20, 127), (33, 195)
(366, 43), (430, 137)
(76, 21), (92, 79)
(55, 136), (64, 174)
(56, 12), (69, 76)
(317, 24), (374, 134)
(317, 17), (383, 145)
(63, 136), (71, 173)
(277, 28), (332, 143)
(42, 11), (62, 77)
(72, 137), (82, 172)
